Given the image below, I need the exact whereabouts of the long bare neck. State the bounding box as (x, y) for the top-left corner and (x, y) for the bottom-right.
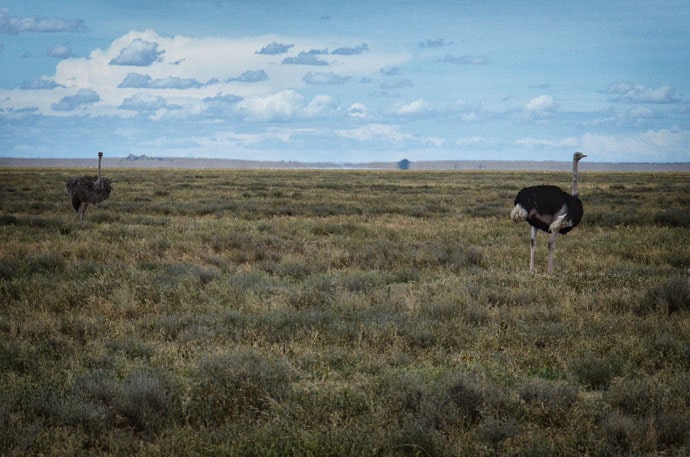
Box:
(572, 158), (580, 196)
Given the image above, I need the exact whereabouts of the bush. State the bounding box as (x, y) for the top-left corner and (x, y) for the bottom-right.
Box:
(641, 277), (690, 314)
(518, 378), (579, 426)
(114, 368), (177, 434)
(188, 350), (295, 425)
(570, 352), (623, 390)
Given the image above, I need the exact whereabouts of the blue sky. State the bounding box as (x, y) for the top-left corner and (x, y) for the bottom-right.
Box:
(1, 1), (689, 163)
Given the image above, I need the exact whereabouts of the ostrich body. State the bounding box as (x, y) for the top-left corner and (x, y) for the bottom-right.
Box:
(510, 152), (586, 273)
(65, 152), (112, 222)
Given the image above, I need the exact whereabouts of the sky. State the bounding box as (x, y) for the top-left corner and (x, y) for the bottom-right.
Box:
(0, 1), (689, 163)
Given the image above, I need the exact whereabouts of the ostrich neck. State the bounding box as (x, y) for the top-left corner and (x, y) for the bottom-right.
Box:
(96, 156), (102, 183)
(572, 159), (579, 196)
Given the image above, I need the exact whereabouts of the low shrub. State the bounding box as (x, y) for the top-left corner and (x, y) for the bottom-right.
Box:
(641, 276), (690, 314)
(570, 352), (623, 390)
(188, 350), (295, 425)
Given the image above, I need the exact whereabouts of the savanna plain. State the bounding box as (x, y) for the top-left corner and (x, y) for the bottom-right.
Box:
(1, 167), (689, 457)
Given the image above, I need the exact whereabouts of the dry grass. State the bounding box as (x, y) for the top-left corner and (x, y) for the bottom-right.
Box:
(1, 167), (689, 456)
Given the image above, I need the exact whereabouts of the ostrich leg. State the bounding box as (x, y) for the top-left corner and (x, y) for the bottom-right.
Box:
(530, 226), (537, 273)
(547, 230), (559, 274)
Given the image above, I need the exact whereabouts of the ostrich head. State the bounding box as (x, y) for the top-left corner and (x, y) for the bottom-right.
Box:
(573, 151), (586, 162)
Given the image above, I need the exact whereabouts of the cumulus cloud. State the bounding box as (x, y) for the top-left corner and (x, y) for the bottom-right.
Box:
(227, 69), (268, 83)
(601, 82), (680, 103)
(508, 95), (558, 124)
(117, 72), (209, 89)
(302, 72), (349, 85)
(19, 78), (64, 89)
(47, 44), (74, 59)
(438, 55), (487, 65)
(110, 38), (164, 66)
(0, 8), (86, 34)
(256, 42), (294, 55)
(282, 49), (329, 66)
(524, 95), (555, 112)
(119, 93), (173, 112)
(201, 93), (243, 117)
(303, 95), (339, 117)
(331, 43), (369, 55)
(387, 99), (434, 118)
(348, 103), (367, 118)
(51, 88), (99, 111)
(238, 90), (304, 121)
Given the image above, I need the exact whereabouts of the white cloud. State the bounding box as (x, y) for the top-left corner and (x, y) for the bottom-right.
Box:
(51, 88), (99, 111)
(303, 95), (339, 117)
(256, 42), (293, 55)
(19, 78), (64, 90)
(0, 29), (409, 125)
(602, 82), (680, 104)
(47, 44), (74, 59)
(110, 38), (164, 66)
(524, 95), (555, 112)
(227, 70), (268, 83)
(348, 103), (367, 118)
(514, 95), (558, 123)
(514, 129), (690, 162)
(282, 50), (329, 66)
(119, 93), (171, 111)
(302, 72), (349, 85)
(580, 129), (690, 160)
(0, 8), (86, 34)
(118, 72), (210, 89)
(387, 99), (434, 117)
(334, 123), (442, 147)
(514, 136), (579, 148)
(237, 90), (304, 121)
(331, 43), (369, 55)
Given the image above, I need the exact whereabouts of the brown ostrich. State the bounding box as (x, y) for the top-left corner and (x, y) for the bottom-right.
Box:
(65, 152), (113, 222)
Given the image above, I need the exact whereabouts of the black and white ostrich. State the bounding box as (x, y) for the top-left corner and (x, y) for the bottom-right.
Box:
(65, 152), (113, 222)
(510, 151), (586, 273)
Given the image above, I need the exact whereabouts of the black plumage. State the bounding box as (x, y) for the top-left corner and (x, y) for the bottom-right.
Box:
(512, 185), (583, 235)
(65, 152), (112, 222)
(510, 152), (586, 273)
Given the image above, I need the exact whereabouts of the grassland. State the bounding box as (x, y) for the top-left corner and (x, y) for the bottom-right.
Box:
(1, 167), (689, 456)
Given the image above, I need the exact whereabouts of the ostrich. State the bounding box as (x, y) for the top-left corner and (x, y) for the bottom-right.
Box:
(65, 151), (113, 222)
(510, 151), (586, 273)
